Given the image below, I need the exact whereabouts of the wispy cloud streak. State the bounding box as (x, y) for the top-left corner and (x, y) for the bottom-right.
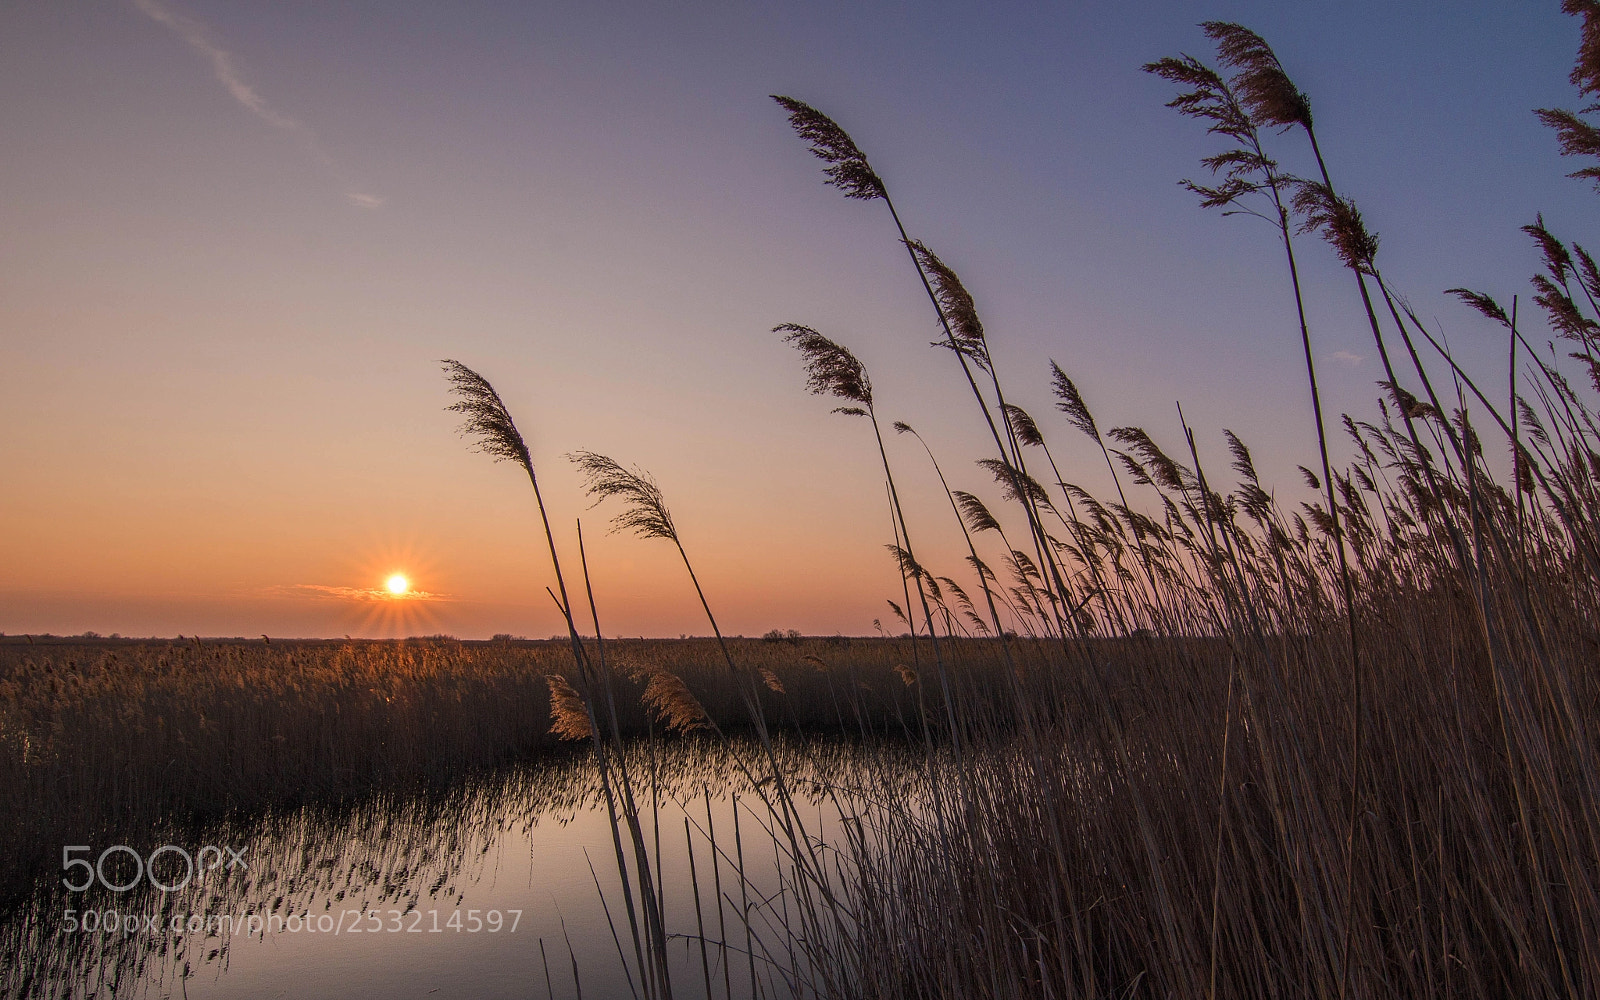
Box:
(280, 584), (450, 603)
(131, 0), (383, 208)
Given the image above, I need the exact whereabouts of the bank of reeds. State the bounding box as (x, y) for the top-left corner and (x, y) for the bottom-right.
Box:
(0, 635), (935, 910)
(730, 13), (1600, 997)
(516, 13), (1600, 998)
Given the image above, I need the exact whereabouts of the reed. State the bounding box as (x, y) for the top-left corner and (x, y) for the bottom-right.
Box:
(690, 12), (1600, 996)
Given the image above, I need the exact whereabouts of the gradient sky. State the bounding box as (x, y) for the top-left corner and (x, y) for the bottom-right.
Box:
(2, 0), (1595, 638)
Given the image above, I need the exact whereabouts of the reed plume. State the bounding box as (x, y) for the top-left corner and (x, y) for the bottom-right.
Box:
(770, 96), (886, 201)
(1200, 21), (1312, 132)
(1292, 182), (1379, 274)
(567, 451), (753, 706)
(1142, 54), (1271, 211)
(443, 360), (534, 472)
(977, 458), (1053, 506)
(776, 323), (873, 408)
(952, 491), (1001, 535)
(1525, 213), (1576, 287)
(776, 324), (935, 667)
(1537, 1), (1600, 188)
(568, 451), (678, 542)
(546, 673), (594, 741)
(1002, 404), (1043, 448)
(906, 240), (990, 371)
(1447, 288), (1513, 328)
(640, 669), (712, 734)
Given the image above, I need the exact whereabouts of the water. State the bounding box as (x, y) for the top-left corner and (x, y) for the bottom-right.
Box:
(3, 737), (921, 999)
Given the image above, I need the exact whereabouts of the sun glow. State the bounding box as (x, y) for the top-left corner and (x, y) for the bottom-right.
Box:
(329, 539), (445, 636)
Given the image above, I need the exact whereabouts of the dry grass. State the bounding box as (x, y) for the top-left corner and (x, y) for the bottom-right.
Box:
(0, 635), (934, 907)
(698, 14), (1600, 998)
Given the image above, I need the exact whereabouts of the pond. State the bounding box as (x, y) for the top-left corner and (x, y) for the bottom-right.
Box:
(2, 737), (926, 1000)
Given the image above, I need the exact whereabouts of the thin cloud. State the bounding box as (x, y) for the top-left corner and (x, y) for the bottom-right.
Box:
(133, 0), (301, 131)
(1331, 350), (1364, 366)
(131, 0), (381, 207)
(282, 584), (450, 603)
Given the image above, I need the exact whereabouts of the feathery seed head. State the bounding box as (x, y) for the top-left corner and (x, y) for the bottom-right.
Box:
(1575, 244), (1600, 300)
(1382, 382), (1437, 421)
(1144, 54), (1256, 148)
(977, 458), (1053, 506)
(1293, 181), (1378, 272)
(442, 360), (533, 475)
(905, 240), (991, 371)
(776, 323), (873, 408)
(641, 669), (712, 734)
(1224, 429), (1258, 483)
(1534, 107), (1600, 190)
(1146, 53), (1284, 212)
(1107, 427), (1190, 492)
(771, 96), (886, 201)
(1446, 288), (1512, 328)
(1531, 274), (1598, 342)
(1524, 214), (1575, 286)
(568, 451), (678, 541)
(1202, 22), (1313, 131)
(952, 491), (1002, 534)
(1049, 362), (1100, 440)
(885, 543), (928, 584)
(545, 673), (593, 741)
(1564, 0), (1600, 97)
(1003, 403), (1045, 447)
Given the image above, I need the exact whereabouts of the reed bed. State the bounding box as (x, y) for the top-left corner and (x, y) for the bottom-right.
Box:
(437, 13), (1599, 999)
(0, 635), (947, 908)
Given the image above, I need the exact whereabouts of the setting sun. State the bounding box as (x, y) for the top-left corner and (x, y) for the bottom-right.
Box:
(385, 574), (409, 595)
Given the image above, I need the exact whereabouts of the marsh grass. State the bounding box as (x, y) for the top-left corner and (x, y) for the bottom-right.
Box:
(707, 13), (1600, 997)
(0, 636), (935, 907)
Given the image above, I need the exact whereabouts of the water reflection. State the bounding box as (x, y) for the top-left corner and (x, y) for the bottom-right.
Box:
(3, 737), (922, 999)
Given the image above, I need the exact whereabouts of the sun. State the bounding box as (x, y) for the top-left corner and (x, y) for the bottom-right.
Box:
(385, 573), (410, 596)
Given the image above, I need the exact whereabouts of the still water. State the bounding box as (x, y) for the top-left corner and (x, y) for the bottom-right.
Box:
(4, 738), (921, 999)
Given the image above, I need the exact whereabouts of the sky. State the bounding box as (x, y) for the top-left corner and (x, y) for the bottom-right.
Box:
(2, 0), (1595, 639)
